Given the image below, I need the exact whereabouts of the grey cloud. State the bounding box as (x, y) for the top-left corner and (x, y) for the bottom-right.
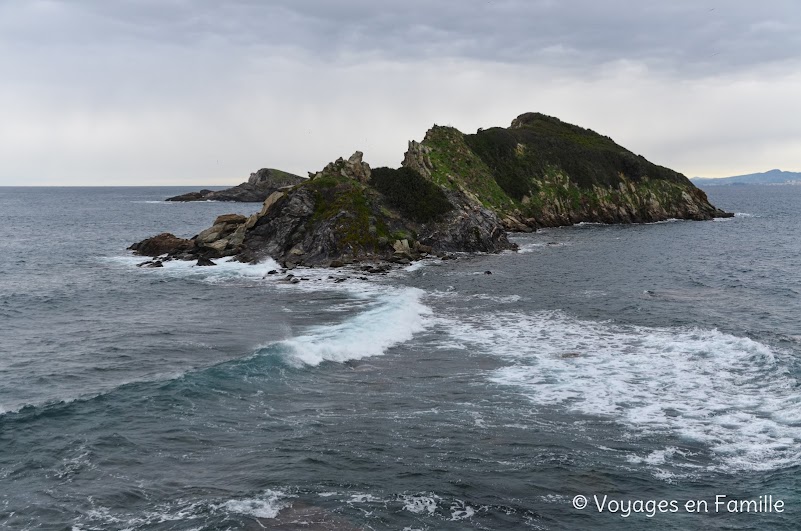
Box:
(1, 0), (799, 184)
(3, 1), (800, 74)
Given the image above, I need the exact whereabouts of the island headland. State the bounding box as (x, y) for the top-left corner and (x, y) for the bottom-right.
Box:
(131, 112), (732, 269)
(166, 168), (305, 202)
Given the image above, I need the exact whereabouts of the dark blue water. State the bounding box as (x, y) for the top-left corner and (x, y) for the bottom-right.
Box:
(1, 185), (799, 530)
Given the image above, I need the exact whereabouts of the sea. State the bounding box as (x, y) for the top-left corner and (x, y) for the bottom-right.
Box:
(0, 185), (799, 530)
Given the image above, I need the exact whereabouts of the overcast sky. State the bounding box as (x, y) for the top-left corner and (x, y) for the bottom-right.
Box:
(1, 0), (799, 185)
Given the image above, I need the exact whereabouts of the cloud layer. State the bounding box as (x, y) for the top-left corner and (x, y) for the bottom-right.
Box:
(1, 0), (799, 184)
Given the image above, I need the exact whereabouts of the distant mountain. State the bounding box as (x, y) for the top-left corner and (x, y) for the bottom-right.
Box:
(692, 169), (801, 186)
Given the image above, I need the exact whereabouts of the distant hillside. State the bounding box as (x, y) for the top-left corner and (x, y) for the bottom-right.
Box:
(692, 169), (801, 186)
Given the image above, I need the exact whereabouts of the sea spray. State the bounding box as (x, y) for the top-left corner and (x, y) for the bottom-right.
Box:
(267, 287), (431, 366)
(438, 308), (801, 473)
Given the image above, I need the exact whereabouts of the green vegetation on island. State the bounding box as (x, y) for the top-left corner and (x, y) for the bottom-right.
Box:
(131, 112), (731, 269)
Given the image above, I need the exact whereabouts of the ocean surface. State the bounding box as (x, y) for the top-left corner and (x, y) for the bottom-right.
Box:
(1, 185), (799, 530)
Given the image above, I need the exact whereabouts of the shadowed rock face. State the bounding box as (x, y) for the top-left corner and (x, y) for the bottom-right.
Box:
(132, 113), (731, 268)
(132, 150), (514, 267)
(127, 233), (194, 257)
(166, 168), (305, 202)
(233, 153), (513, 267)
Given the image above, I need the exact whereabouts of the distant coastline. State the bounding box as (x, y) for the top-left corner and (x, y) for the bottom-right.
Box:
(692, 169), (801, 186)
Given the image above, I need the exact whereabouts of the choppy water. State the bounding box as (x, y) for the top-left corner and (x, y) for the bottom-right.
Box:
(1, 185), (799, 530)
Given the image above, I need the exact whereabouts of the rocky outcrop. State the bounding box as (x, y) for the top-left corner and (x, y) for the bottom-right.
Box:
(166, 168), (305, 202)
(132, 112), (731, 269)
(402, 141), (434, 180)
(133, 151), (513, 268)
(235, 153), (512, 267)
(309, 151), (371, 184)
(128, 233), (194, 257)
(192, 214), (249, 257)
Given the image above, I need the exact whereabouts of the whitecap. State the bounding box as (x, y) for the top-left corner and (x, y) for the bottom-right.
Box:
(400, 493), (440, 514)
(441, 310), (801, 473)
(106, 255), (281, 283)
(218, 489), (292, 519)
(449, 500), (476, 520)
(267, 287), (431, 366)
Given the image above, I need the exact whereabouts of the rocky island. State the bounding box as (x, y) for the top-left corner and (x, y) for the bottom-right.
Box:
(131, 113), (732, 269)
(166, 168), (304, 202)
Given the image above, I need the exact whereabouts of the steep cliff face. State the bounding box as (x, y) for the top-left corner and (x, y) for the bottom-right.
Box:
(404, 113), (730, 229)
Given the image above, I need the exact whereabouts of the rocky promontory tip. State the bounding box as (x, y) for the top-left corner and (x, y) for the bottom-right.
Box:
(132, 112), (732, 270)
(166, 168), (305, 202)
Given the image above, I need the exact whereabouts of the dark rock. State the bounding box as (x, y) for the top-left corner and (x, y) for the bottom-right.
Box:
(164, 190), (214, 201)
(196, 257), (216, 266)
(267, 270), (278, 275)
(213, 214), (247, 225)
(166, 168), (304, 202)
(309, 151), (371, 184)
(129, 233), (194, 257)
(138, 260), (163, 268)
(484, 270), (492, 275)
(330, 260), (345, 268)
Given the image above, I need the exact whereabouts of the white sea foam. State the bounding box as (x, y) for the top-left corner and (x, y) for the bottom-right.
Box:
(441, 310), (801, 473)
(449, 500), (476, 520)
(714, 212), (754, 222)
(517, 241), (569, 253)
(77, 491), (291, 529)
(219, 489), (291, 519)
(400, 493), (440, 514)
(428, 290), (522, 304)
(271, 287), (431, 366)
(517, 242), (546, 253)
(107, 255), (281, 283)
(404, 260), (428, 272)
(348, 493), (384, 504)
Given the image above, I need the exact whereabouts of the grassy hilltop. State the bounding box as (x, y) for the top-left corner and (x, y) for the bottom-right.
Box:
(407, 112), (728, 228)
